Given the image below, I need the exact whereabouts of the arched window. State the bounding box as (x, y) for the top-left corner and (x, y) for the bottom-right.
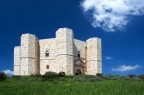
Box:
(46, 65), (49, 69)
(45, 50), (49, 57)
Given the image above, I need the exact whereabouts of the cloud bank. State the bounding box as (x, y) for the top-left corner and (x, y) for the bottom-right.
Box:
(3, 69), (14, 75)
(112, 65), (140, 72)
(81, 0), (144, 32)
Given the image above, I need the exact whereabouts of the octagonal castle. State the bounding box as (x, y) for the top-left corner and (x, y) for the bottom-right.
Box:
(14, 28), (102, 76)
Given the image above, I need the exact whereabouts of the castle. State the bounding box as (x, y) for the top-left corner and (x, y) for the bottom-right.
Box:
(14, 28), (102, 76)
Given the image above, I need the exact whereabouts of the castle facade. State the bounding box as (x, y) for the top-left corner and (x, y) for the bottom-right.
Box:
(14, 28), (102, 76)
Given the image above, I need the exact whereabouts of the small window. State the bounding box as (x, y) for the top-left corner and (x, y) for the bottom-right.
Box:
(46, 65), (49, 69)
(45, 51), (49, 57)
(78, 51), (80, 57)
(78, 53), (81, 57)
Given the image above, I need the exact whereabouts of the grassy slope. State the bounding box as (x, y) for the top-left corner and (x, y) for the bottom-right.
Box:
(0, 80), (144, 95)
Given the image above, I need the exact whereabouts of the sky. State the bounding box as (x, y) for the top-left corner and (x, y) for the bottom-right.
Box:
(0, 0), (144, 75)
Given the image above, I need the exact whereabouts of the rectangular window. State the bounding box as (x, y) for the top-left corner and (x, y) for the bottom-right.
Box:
(46, 65), (49, 69)
(45, 52), (49, 57)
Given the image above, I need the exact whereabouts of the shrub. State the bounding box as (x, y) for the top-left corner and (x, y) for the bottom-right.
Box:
(12, 75), (21, 81)
(83, 75), (95, 79)
(138, 75), (144, 80)
(102, 75), (113, 80)
(73, 77), (85, 82)
(89, 78), (98, 82)
(89, 76), (103, 82)
(100, 75), (107, 80)
(128, 74), (136, 78)
(134, 77), (142, 81)
(96, 73), (103, 76)
(59, 77), (67, 81)
(30, 74), (41, 77)
(58, 72), (66, 77)
(122, 77), (129, 80)
(44, 71), (58, 78)
(20, 76), (28, 82)
(0, 72), (7, 81)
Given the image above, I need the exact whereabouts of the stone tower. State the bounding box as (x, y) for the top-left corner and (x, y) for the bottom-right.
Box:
(86, 38), (102, 75)
(20, 34), (39, 75)
(56, 28), (74, 75)
(14, 46), (21, 75)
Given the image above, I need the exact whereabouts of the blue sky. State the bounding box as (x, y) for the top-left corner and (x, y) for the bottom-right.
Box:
(0, 0), (144, 75)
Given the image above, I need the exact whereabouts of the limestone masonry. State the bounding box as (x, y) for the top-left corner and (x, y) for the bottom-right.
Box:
(14, 28), (102, 76)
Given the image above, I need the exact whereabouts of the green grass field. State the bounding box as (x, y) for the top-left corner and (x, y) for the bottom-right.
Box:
(0, 78), (144, 95)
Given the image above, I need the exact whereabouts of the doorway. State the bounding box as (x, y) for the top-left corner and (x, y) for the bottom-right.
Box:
(75, 69), (82, 75)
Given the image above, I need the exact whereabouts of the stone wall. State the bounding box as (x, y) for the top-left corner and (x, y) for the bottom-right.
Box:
(39, 38), (58, 75)
(73, 39), (86, 74)
(74, 39), (86, 59)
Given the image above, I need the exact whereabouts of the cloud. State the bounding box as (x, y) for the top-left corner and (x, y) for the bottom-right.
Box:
(3, 69), (14, 75)
(105, 56), (112, 60)
(112, 65), (140, 72)
(81, 0), (144, 32)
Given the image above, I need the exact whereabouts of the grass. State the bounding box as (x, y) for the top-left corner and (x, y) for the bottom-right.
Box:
(0, 77), (144, 95)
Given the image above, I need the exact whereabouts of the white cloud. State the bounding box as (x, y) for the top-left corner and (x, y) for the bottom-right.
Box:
(81, 0), (144, 32)
(105, 56), (112, 60)
(3, 69), (14, 75)
(112, 65), (140, 72)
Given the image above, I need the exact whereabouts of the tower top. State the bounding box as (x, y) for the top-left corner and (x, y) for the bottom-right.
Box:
(21, 33), (38, 39)
(56, 27), (73, 37)
(56, 28), (73, 33)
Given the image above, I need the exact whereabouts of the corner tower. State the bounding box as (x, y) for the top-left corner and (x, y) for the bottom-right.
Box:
(14, 46), (21, 75)
(20, 34), (39, 75)
(56, 28), (74, 75)
(86, 38), (102, 75)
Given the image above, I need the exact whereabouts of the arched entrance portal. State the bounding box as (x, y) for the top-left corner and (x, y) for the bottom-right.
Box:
(75, 69), (82, 75)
